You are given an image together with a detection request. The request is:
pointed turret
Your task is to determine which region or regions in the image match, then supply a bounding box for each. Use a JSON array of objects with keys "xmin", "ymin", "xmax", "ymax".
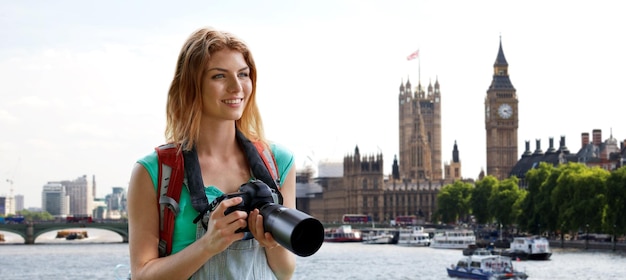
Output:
[
  {"xmin": 489, "ymin": 37, "xmax": 515, "ymax": 90},
  {"xmin": 392, "ymin": 155, "xmax": 400, "ymax": 180},
  {"xmin": 452, "ymin": 140, "xmax": 460, "ymax": 163},
  {"xmin": 405, "ymin": 78, "xmax": 412, "ymax": 93},
  {"xmin": 494, "ymin": 36, "xmax": 509, "ymax": 67}
]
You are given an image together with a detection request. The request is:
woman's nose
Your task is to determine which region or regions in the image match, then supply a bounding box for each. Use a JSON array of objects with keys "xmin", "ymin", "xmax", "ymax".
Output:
[{"xmin": 227, "ymin": 77, "xmax": 242, "ymax": 93}]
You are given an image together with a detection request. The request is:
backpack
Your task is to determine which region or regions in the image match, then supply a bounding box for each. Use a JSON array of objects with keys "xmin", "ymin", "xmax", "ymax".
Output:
[{"xmin": 155, "ymin": 130, "xmax": 280, "ymax": 257}]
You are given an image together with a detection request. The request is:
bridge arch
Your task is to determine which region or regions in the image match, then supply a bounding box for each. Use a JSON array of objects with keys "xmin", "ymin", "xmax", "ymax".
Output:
[
  {"xmin": 33, "ymin": 226, "xmax": 128, "ymax": 243},
  {"xmin": 0, "ymin": 228, "xmax": 26, "ymax": 240},
  {"xmin": 0, "ymin": 222, "xmax": 128, "ymax": 244}
]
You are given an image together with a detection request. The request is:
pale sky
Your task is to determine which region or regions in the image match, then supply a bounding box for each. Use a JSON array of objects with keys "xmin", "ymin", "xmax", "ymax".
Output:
[{"xmin": 1, "ymin": 0, "xmax": 624, "ymax": 208}]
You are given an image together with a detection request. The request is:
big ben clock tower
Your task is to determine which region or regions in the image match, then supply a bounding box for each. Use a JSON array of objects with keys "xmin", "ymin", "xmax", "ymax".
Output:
[{"xmin": 485, "ymin": 37, "xmax": 518, "ymax": 180}]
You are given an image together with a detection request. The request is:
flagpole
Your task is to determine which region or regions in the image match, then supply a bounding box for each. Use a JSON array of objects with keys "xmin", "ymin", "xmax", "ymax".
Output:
[{"xmin": 418, "ymin": 52, "xmax": 421, "ymax": 87}]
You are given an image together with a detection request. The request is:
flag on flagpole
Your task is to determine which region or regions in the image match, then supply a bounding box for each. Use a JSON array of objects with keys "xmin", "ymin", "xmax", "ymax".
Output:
[{"xmin": 406, "ymin": 49, "xmax": 419, "ymax": 61}]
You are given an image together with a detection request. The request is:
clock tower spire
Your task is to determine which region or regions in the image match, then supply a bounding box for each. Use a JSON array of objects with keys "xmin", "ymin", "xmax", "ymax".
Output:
[{"xmin": 485, "ymin": 37, "xmax": 518, "ymax": 180}]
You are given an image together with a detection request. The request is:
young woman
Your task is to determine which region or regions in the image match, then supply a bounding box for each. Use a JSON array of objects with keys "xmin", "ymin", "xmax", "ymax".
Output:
[{"xmin": 127, "ymin": 27, "xmax": 296, "ymax": 280}]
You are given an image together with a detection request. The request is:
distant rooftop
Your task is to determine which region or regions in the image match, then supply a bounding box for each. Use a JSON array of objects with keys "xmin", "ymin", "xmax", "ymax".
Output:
[{"xmin": 318, "ymin": 160, "xmax": 343, "ymax": 178}]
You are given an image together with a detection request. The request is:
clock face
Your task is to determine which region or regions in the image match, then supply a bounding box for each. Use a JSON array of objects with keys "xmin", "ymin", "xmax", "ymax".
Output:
[{"xmin": 498, "ymin": 103, "xmax": 513, "ymax": 119}]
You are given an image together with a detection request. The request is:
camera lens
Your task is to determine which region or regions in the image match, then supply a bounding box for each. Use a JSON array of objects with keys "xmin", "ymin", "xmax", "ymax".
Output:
[{"xmin": 260, "ymin": 204, "xmax": 324, "ymax": 257}]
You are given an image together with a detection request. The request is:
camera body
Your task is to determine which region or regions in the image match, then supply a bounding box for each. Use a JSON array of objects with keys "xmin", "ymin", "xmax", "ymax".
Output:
[
  {"xmin": 223, "ymin": 179, "xmax": 281, "ymax": 232},
  {"xmin": 220, "ymin": 179, "xmax": 324, "ymax": 257}
]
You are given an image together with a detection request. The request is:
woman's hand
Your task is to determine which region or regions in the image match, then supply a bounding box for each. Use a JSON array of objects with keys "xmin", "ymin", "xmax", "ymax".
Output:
[
  {"xmin": 248, "ymin": 208, "xmax": 280, "ymax": 249},
  {"xmin": 200, "ymin": 197, "xmax": 249, "ymax": 252}
]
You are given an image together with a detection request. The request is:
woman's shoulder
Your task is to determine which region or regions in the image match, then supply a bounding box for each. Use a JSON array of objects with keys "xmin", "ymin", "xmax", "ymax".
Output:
[
  {"xmin": 136, "ymin": 150, "xmax": 159, "ymax": 189},
  {"xmin": 137, "ymin": 150, "xmax": 158, "ymax": 166},
  {"xmin": 269, "ymin": 142, "xmax": 295, "ymax": 183},
  {"xmin": 269, "ymin": 142, "xmax": 293, "ymax": 161}
]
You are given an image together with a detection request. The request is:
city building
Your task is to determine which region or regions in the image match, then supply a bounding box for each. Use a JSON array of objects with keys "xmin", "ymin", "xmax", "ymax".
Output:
[
  {"xmin": 576, "ymin": 129, "xmax": 624, "ymax": 170},
  {"xmin": 302, "ymin": 74, "xmax": 468, "ymax": 223},
  {"xmin": 298, "ymin": 39, "xmax": 517, "ymax": 224},
  {"xmin": 42, "ymin": 183, "xmax": 70, "ymax": 217},
  {"xmin": 0, "ymin": 196, "xmax": 14, "ymax": 215},
  {"xmin": 38, "ymin": 174, "xmax": 129, "ymax": 219},
  {"xmin": 1, "ymin": 179, "xmax": 16, "ymax": 215},
  {"xmin": 14, "ymin": 194, "xmax": 24, "ymax": 212},
  {"xmin": 398, "ymin": 78, "xmax": 442, "ymax": 181},
  {"xmin": 93, "ymin": 198, "xmax": 107, "ymax": 220},
  {"xmin": 511, "ymin": 129, "xmax": 626, "ymax": 187},
  {"xmin": 485, "ymin": 37, "xmax": 519, "ymax": 180},
  {"xmin": 444, "ymin": 141, "xmax": 462, "ymax": 180},
  {"xmin": 46, "ymin": 175, "xmax": 94, "ymax": 216},
  {"xmin": 104, "ymin": 186, "xmax": 127, "ymax": 219}
]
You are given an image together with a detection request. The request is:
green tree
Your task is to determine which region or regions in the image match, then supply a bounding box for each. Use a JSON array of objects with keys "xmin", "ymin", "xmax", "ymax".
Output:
[
  {"xmin": 488, "ymin": 176, "xmax": 524, "ymax": 227},
  {"xmin": 578, "ymin": 167, "xmax": 609, "ymax": 233},
  {"xmin": 16, "ymin": 209, "xmax": 54, "ymax": 222},
  {"xmin": 435, "ymin": 180, "xmax": 473, "ymax": 224},
  {"xmin": 519, "ymin": 162, "xmax": 557, "ymax": 234},
  {"xmin": 551, "ymin": 163, "xmax": 580, "ymax": 234},
  {"xmin": 604, "ymin": 166, "xmax": 626, "ymax": 236},
  {"xmin": 471, "ymin": 175, "xmax": 497, "ymax": 224},
  {"xmin": 552, "ymin": 163, "xmax": 609, "ymax": 234},
  {"xmin": 537, "ymin": 163, "xmax": 562, "ymax": 234}
]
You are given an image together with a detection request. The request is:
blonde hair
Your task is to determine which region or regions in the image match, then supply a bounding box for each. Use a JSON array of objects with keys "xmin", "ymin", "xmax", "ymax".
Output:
[{"xmin": 165, "ymin": 27, "xmax": 266, "ymax": 150}]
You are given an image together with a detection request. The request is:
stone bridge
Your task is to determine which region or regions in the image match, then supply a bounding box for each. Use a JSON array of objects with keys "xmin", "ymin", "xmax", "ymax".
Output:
[{"xmin": 0, "ymin": 222, "xmax": 128, "ymax": 244}]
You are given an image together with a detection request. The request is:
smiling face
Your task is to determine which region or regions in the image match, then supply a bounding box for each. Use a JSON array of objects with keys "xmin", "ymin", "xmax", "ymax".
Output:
[{"xmin": 201, "ymin": 49, "xmax": 253, "ymax": 122}]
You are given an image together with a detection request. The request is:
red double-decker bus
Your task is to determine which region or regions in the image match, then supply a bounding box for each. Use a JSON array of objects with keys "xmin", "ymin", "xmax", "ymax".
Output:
[
  {"xmin": 342, "ymin": 214, "xmax": 371, "ymax": 224},
  {"xmin": 66, "ymin": 215, "xmax": 93, "ymax": 223},
  {"xmin": 394, "ymin": 215, "xmax": 417, "ymax": 226}
]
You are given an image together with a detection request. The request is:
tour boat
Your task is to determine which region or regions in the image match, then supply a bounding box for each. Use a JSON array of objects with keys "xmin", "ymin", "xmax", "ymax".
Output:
[
  {"xmin": 324, "ymin": 225, "xmax": 362, "ymax": 242},
  {"xmin": 497, "ymin": 236, "xmax": 552, "ymax": 260},
  {"xmin": 446, "ymin": 254, "xmax": 529, "ymax": 279},
  {"xmin": 56, "ymin": 230, "xmax": 88, "ymax": 240},
  {"xmin": 361, "ymin": 228, "xmax": 398, "ymax": 244},
  {"xmin": 396, "ymin": 226, "xmax": 431, "ymax": 247},
  {"xmin": 65, "ymin": 232, "xmax": 86, "ymax": 240},
  {"xmin": 430, "ymin": 229, "xmax": 476, "ymax": 249}
]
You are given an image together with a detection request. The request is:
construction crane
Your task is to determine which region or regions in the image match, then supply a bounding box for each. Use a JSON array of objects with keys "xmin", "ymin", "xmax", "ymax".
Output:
[
  {"xmin": 6, "ymin": 179, "xmax": 14, "ymax": 197},
  {"xmin": 5, "ymin": 179, "xmax": 15, "ymax": 215}
]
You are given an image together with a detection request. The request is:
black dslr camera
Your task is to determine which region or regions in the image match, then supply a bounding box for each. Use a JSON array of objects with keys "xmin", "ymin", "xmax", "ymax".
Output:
[
  {"xmin": 221, "ymin": 180, "xmax": 324, "ymax": 257},
  {"xmin": 223, "ymin": 179, "xmax": 282, "ymax": 231}
]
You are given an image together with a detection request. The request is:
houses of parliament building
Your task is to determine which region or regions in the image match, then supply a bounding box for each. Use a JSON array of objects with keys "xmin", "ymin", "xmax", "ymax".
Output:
[{"xmin": 297, "ymin": 39, "xmax": 518, "ymax": 224}]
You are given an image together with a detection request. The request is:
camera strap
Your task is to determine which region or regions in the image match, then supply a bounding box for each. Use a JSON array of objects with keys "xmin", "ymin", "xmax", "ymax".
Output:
[
  {"xmin": 192, "ymin": 194, "xmax": 227, "ymax": 225},
  {"xmin": 235, "ymin": 129, "xmax": 283, "ymax": 204},
  {"xmin": 184, "ymin": 129, "xmax": 283, "ymax": 227},
  {"xmin": 182, "ymin": 146, "xmax": 213, "ymax": 224}
]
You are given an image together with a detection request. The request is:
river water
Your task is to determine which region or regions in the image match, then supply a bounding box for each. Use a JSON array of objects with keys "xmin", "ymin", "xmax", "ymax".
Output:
[{"xmin": 1, "ymin": 229, "xmax": 625, "ymax": 279}]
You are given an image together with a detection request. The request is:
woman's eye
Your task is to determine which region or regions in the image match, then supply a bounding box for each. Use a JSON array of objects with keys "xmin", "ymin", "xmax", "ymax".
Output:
[
  {"xmin": 211, "ymin": 74, "xmax": 225, "ymax": 79},
  {"xmin": 238, "ymin": 72, "xmax": 249, "ymax": 78}
]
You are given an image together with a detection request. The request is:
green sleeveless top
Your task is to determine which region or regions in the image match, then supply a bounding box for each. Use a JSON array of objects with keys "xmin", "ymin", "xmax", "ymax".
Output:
[{"xmin": 137, "ymin": 142, "xmax": 294, "ymax": 254}]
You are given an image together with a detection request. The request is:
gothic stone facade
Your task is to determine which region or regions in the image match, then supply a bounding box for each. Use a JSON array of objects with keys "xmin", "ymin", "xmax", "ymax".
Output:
[{"xmin": 306, "ymin": 76, "xmax": 463, "ymax": 224}]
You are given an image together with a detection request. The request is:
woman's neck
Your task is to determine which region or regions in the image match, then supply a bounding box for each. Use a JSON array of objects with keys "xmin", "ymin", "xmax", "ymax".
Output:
[{"xmin": 195, "ymin": 121, "xmax": 238, "ymax": 158}]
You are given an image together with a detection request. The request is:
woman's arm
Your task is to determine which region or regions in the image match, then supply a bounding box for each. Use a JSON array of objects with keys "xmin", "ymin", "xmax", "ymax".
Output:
[{"xmin": 128, "ymin": 162, "xmax": 248, "ymax": 280}]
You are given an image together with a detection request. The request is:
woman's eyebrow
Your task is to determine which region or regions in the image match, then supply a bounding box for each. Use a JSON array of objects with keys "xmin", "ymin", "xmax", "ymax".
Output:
[{"xmin": 207, "ymin": 66, "xmax": 249, "ymax": 72}]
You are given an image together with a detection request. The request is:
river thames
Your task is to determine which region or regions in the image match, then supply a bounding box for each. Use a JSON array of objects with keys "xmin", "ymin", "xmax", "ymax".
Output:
[{"xmin": 1, "ymin": 229, "xmax": 625, "ymax": 279}]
